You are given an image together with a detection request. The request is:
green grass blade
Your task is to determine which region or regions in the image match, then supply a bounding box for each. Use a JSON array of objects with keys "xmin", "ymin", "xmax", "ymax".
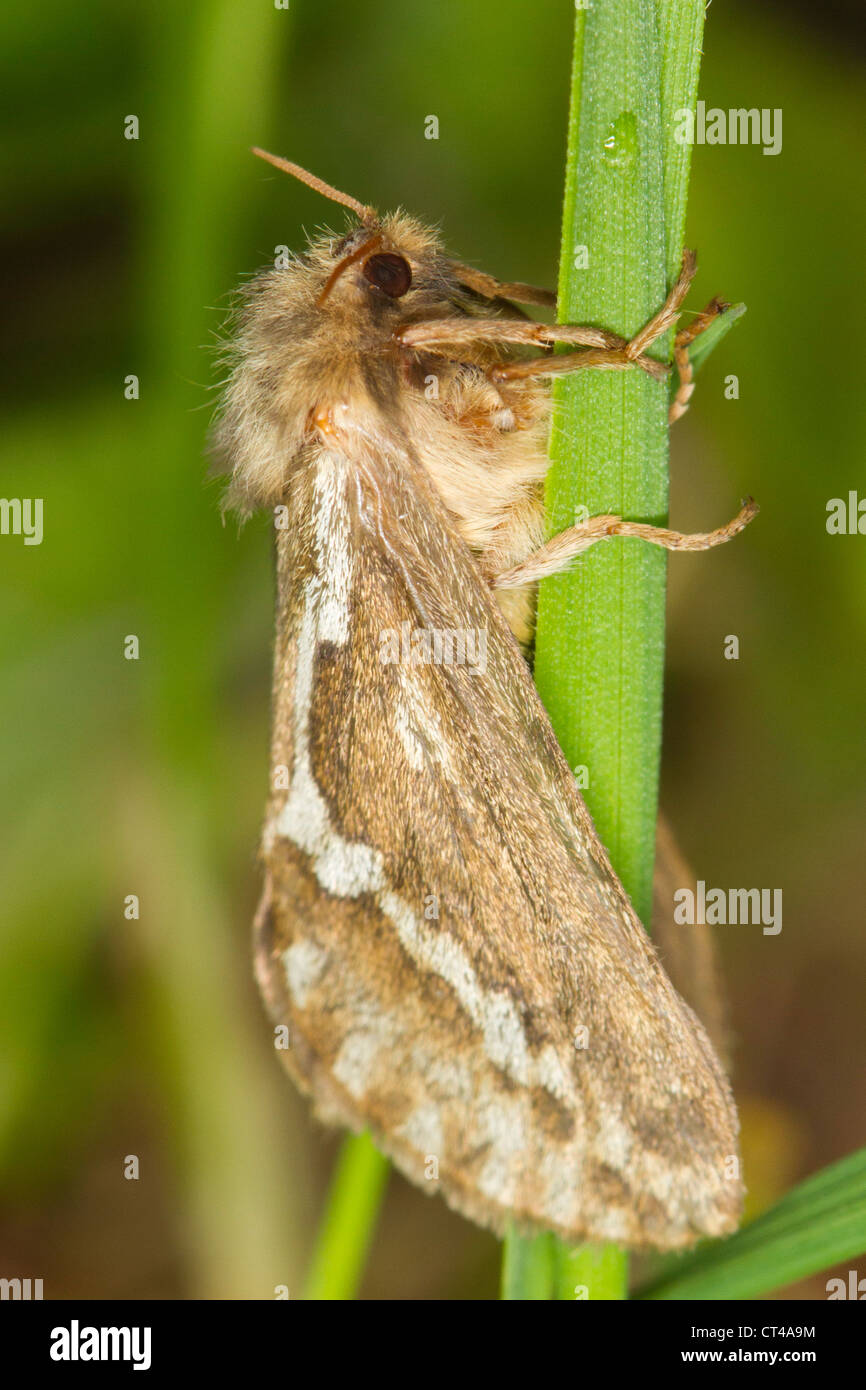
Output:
[
  {"xmin": 303, "ymin": 1133, "xmax": 390, "ymax": 1300},
  {"xmin": 554, "ymin": 1242, "xmax": 630, "ymax": 1302},
  {"xmin": 657, "ymin": 0, "xmax": 706, "ymax": 278},
  {"xmin": 639, "ymin": 1147, "xmax": 866, "ymax": 1300},
  {"xmin": 504, "ymin": 0, "xmax": 707, "ymax": 1300},
  {"xmin": 536, "ymin": 0, "xmax": 669, "ymax": 928},
  {"xmin": 501, "ymin": 1230, "xmax": 557, "ymax": 1301}
]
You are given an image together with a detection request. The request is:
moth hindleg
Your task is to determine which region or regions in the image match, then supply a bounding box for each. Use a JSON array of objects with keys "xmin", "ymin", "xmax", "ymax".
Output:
[{"xmin": 492, "ymin": 498, "xmax": 759, "ymax": 589}]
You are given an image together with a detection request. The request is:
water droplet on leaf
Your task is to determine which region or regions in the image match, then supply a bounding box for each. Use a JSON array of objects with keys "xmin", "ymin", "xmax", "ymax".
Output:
[{"xmin": 602, "ymin": 112, "xmax": 637, "ymax": 169}]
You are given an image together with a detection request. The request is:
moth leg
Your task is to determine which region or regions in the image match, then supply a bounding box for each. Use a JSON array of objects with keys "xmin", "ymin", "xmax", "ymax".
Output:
[
  {"xmin": 448, "ymin": 261, "xmax": 556, "ymax": 308},
  {"xmin": 399, "ymin": 252, "xmax": 698, "ymax": 385},
  {"xmin": 397, "ymin": 318, "xmax": 666, "ymax": 381},
  {"xmin": 623, "ymin": 249, "xmax": 696, "ymax": 357},
  {"xmin": 490, "ymin": 345, "xmax": 667, "ymax": 383},
  {"xmin": 398, "ymin": 316, "xmax": 625, "ymax": 353},
  {"xmin": 669, "ymin": 296, "xmax": 728, "ymax": 424},
  {"xmin": 492, "ymin": 250, "xmax": 697, "ymax": 385},
  {"xmin": 492, "ymin": 498, "xmax": 758, "ymax": 589}
]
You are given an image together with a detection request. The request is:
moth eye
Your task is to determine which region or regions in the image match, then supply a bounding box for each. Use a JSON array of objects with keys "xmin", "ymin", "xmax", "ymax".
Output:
[{"xmin": 362, "ymin": 252, "xmax": 412, "ymax": 299}]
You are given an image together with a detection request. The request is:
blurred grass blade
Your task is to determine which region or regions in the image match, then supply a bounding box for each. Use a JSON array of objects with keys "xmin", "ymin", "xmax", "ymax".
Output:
[
  {"xmin": 303, "ymin": 1133, "xmax": 390, "ymax": 1300},
  {"xmin": 639, "ymin": 1147, "xmax": 866, "ymax": 1300},
  {"xmin": 554, "ymin": 1241, "xmax": 630, "ymax": 1302},
  {"xmin": 128, "ymin": 1, "xmax": 299, "ymax": 1298},
  {"xmin": 501, "ymin": 1230, "xmax": 557, "ymax": 1301}
]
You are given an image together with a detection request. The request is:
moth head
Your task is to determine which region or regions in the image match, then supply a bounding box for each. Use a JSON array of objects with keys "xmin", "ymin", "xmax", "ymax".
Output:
[
  {"xmin": 316, "ymin": 227, "xmax": 414, "ymax": 310},
  {"xmin": 251, "ymin": 147, "xmax": 461, "ymax": 322},
  {"xmin": 214, "ymin": 151, "xmax": 492, "ymax": 515}
]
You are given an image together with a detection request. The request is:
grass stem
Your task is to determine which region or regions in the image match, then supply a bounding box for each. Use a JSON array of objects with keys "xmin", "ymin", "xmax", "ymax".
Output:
[
  {"xmin": 303, "ymin": 1133, "xmax": 390, "ymax": 1300},
  {"xmin": 503, "ymin": 0, "xmax": 706, "ymax": 1301}
]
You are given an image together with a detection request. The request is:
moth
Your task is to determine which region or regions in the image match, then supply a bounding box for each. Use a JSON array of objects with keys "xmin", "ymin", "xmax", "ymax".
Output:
[{"xmin": 213, "ymin": 148, "xmax": 757, "ymax": 1249}]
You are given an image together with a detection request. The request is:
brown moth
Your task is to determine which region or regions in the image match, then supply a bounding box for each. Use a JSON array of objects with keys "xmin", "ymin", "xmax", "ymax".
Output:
[{"xmin": 213, "ymin": 149, "xmax": 756, "ymax": 1249}]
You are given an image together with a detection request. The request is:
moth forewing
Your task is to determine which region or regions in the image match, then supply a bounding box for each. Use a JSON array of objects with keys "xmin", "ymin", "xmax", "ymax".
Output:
[
  {"xmin": 249, "ymin": 432, "xmax": 739, "ymax": 1248},
  {"xmin": 216, "ymin": 154, "xmax": 746, "ymax": 1249}
]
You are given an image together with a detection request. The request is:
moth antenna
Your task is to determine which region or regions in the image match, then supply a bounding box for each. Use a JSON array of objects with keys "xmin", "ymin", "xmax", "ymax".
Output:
[{"xmin": 251, "ymin": 147, "xmax": 377, "ymax": 223}]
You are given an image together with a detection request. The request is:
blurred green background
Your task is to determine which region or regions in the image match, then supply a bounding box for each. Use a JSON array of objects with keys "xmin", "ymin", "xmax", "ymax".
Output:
[{"xmin": 2, "ymin": 0, "xmax": 864, "ymax": 1298}]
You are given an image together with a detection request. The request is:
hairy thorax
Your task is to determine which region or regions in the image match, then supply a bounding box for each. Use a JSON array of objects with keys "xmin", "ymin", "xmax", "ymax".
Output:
[{"xmin": 213, "ymin": 216, "xmax": 555, "ymax": 648}]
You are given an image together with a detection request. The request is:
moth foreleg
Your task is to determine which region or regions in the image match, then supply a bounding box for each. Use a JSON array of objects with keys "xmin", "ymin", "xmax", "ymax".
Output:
[
  {"xmin": 492, "ymin": 249, "xmax": 697, "ymax": 386},
  {"xmin": 398, "ymin": 318, "xmax": 668, "ymax": 383},
  {"xmin": 398, "ymin": 316, "xmax": 623, "ymax": 352},
  {"xmin": 624, "ymin": 249, "xmax": 697, "ymax": 357},
  {"xmin": 492, "ymin": 498, "xmax": 758, "ymax": 588}
]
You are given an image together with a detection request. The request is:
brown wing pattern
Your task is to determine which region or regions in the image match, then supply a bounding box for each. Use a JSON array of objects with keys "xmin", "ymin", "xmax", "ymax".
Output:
[{"xmin": 255, "ymin": 437, "xmax": 740, "ymax": 1248}]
